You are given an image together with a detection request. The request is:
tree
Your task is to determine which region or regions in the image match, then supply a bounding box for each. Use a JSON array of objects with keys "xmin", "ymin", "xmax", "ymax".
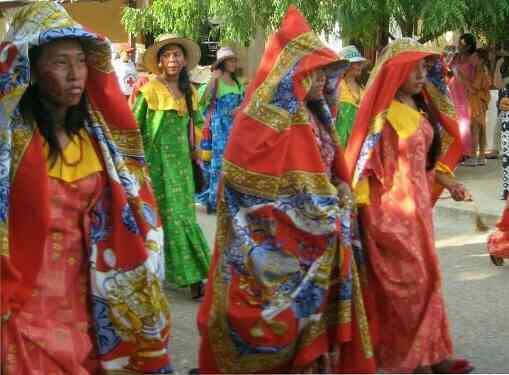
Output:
[{"xmin": 121, "ymin": 0, "xmax": 509, "ymax": 50}]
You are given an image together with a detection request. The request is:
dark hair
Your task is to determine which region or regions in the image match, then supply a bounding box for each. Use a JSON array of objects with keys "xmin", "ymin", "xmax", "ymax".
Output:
[
  {"xmin": 20, "ymin": 40, "xmax": 90, "ymax": 165},
  {"xmin": 216, "ymin": 60, "xmax": 241, "ymax": 91},
  {"xmin": 157, "ymin": 43, "xmax": 195, "ymax": 117},
  {"xmin": 306, "ymin": 99, "xmax": 332, "ymax": 127},
  {"xmin": 413, "ymin": 93, "xmax": 442, "ymax": 170},
  {"xmin": 460, "ymin": 33, "xmax": 476, "ymax": 55}
]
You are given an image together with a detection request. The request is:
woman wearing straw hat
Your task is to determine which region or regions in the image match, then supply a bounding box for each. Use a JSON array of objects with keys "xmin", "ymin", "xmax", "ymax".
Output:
[
  {"xmin": 335, "ymin": 45, "xmax": 368, "ymax": 149},
  {"xmin": 133, "ymin": 34, "xmax": 210, "ymax": 299},
  {"xmin": 197, "ymin": 47, "xmax": 245, "ymax": 214}
]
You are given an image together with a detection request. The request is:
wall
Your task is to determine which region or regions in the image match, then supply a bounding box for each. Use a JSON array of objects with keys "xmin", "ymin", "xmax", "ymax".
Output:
[{"xmin": 64, "ymin": 0, "xmax": 128, "ymax": 43}]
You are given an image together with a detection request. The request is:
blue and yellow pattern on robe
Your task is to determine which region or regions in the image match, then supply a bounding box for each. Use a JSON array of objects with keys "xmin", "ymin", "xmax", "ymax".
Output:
[{"xmin": 197, "ymin": 79, "xmax": 245, "ymax": 209}]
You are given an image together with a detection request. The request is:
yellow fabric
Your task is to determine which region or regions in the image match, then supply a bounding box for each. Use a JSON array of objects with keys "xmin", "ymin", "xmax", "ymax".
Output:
[
  {"xmin": 339, "ymin": 80, "xmax": 362, "ymax": 107},
  {"xmin": 140, "ymin": 78, "xmax": 199, "ymax": 114},
  {"xmin": 354, "ymin": 177, "xmax": 370, "ymax": 205},
  {"xmin": 435, "ymin": 161, "xmax": 454, "ymax": 177},
  {"xmin": 44, "ymin": 129, "xmax": 103, "ymax": 183},
  {"xmin": 386, "ymin": 100, "xmax": 423, "ymax": 139}
]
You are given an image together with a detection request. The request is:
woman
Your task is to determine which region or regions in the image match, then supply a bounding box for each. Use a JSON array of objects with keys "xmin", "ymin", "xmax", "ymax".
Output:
[
  {"xmin": 468, "ymin": 49, "xmax": 491, "ymax": 166},
  {"xmin": 345, "ymin": 38, "xmax": 472, "ymax": 374},
  {"xmin": 335, "ymin": 45, "xmax": 367, "ymax": 149},
  {"xmin": 197, "ymin": 47, "xmax": 245, "ymax": 214},
  {"xmin": 494, "ymin": 54, "xmax": 509, "ymax": 199},
  {"xmin": 197, "ymin": 7, "xmax": 376, "ymax": 374},
  {"xmin": 449, "ymin": 33, "xmax": 476, "ymax": 161},
  {"xmin": 133, "ymin": 34, "xmax": 210, "ymax": 299},
  {"xmin": 1, "ymin": 3, "xmax": 172, "ymax": 374}
]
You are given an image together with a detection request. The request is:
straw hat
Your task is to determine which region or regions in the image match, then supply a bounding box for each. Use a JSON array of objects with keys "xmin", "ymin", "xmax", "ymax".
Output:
[
  {"xmin": 143, "ymin": 33, "xmax": 201, "ymax": 75},
  {"xmin": 340, "ymin": 45, "xmax": 367, "ymax": 63},
  {"xmin": 212, "ymin": 47, "xmax": 237, "ymax": 69}
]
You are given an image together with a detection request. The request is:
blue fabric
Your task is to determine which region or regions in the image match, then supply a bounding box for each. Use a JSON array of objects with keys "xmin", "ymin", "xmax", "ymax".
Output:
[{"xmin": 197, "ymin": 91, "xmax": 244, "ymax": 209}]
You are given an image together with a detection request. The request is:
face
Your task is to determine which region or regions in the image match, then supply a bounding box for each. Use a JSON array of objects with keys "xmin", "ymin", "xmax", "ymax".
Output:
[
  {"xmin": 346, "ymin": 61, "xmax": 364, "ymax": 78},
  {"xmin": 120, "ymin": 49, "xmax": 134, "ymax": 62},
  {"xmin": 159, "ymin": 44, "xmax": 187, "ymax": 77},
  {"xmin": 306, "ymin": 68, "xmax": 327, "ymax": 100},
  {"xmin": 224, "ymin": 57, "xmax": 238, "ymax": 73},
  {"xmin": 33, "ymin": 38, "xmax": 88, "ymax": 109},
  {"xmin": 458, "ymin": 37, "xmax": 472, "ymax": 55},
  {"xmin": 470, "ymin": 52, "xmax": 481, "ymax": 66},
  {"xmin": 399, "ymin": 59, "xmax": 426, "ymax": 96}
]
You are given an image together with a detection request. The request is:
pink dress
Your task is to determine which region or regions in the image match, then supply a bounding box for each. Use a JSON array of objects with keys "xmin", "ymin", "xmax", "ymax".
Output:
[
  {"xmin": 2, "ymin": 173, "xmax": 104, "ymax": 374},
  {"xmin": 360, "ymin": 112, "xmax": 453, "ymax": 373},
  {"xmin": 448, "ymin": 57, "xmax": 474, "ymax": 156}
]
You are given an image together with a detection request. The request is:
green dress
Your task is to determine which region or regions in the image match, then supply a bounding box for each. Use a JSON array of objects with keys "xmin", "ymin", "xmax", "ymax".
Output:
[
  {"xmin": 133, "ymin": 78, "xmax": 210, "ymax": 287},
  {"xmin": 335, "ymin": 80, "xmax": 362, "ymax": 149}
]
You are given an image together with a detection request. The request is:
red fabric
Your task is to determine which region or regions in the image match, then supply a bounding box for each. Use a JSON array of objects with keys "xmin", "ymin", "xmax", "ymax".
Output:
[
  {"xmin": 487, "ymin": 206, "xmax": 509, "ymax": 258},
  {"xmin": 345, "ymin": 51, "xmax": 433, "ymax": 182},
  {"xmin": 3, "ymin": 173, "xmax": 104, "ymax": 374},
  {"xmin": 361, "ymin": 117, "xmax": 453, "ymax": 372},
  {"xmin": 198, "ymin": 6, "xmax": 375, "ymax": 374}
]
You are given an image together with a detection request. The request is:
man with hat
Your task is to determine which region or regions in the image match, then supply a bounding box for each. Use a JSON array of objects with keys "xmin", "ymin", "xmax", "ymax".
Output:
[
  {"xmin": 113, "ymin": 42, "xmax": 139, "ymax": 98},
  {"xmin": 132, "ymin": 34, "xmax": 210, "ymax": 299},
  {"xmin": 336, "ymin": 45, "xmax": 368, "ymax": 149}
]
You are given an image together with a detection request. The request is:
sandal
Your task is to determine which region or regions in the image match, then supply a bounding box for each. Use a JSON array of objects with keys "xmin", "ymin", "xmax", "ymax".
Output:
[{"xmin": 432, "ymin": 359, "xmax": 474, "ymax": 374}]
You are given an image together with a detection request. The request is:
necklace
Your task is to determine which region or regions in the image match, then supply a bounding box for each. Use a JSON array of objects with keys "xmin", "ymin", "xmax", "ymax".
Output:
[{"xmin": 60, "ymin": 136, "xmax": 84, "ymax": 167}]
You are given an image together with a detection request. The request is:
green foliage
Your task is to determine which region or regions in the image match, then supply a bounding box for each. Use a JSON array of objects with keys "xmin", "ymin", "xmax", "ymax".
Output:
[
  {"xmin": 121, "ymin": 0, "xmax": 210, "ymax": 40},
  {"xmin": 121, "ymin": 0, "xmax": 509, "ymax": 48}
]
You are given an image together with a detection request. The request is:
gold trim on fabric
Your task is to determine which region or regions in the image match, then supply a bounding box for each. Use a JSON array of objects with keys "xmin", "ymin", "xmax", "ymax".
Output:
[
  {"xmin": 0, "ymin": 224, "xmax": 8, "ymax": 257},
  {"xmin": 110, "ymin": 128, "xmax": 145, "ymax": 158},
  {"xmin": 11, "ymin": 123, "xmax": 34, "ymax": 180},
  {"xmin": 366, "ymin": 39, "xmax": 439, "ymax": 89},
  {"xmin": 351, "ymin": 259, "xmax": 374, "ymax": 358},
  {"xmin": 425, "ymin": 83, "xmax": 457, "ymax": 120},
  {"xmin": 223, "ymin": 160, "xmax": 337, "ymax": 200},
  {"xmin": 243, "ymin": 32, "xmax": 328, "ymax": 132}
]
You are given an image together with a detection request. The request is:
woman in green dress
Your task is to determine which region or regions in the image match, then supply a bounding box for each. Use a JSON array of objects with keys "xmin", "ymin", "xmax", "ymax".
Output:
[
  {"xmin": 133, "ymin": 34, "xmax": 210, "ymax": 299},
  {"xmin": 335, "ymin": 45, "xmax": 368, "ymax": 149}
]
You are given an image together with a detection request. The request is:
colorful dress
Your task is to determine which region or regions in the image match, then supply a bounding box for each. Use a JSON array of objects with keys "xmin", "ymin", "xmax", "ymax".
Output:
[
  {"xmin": 448, "ymin": 55, "xmax": 474, "ymax": 156},
  {"xmin": 3, "ymin": 131, "xmax": 105, "ymax": 374},
  {"xmin": 198, "ymin": 79, "xmax": 245, "ymax": 210},
  {"xmin": 197, "ymin": 7, "xmax": 375, "ymax": 374},
  {"xmin": 498, "ymin": 61, "xmax": 509, "ymax": 196},
  {"xmin": 1, "ymin": 3, "xmax": 172, "ymax": 373},
  {"xmin": 336, "ymin": 79, "xmax": 362, "ymax": 149},
  {"xmin": 345, "ymin": 39, "xmax": 463, "ymax": 373},
  {"xmin": 133, "ymin": 79, "xmax": 210, "ymax": 287}
]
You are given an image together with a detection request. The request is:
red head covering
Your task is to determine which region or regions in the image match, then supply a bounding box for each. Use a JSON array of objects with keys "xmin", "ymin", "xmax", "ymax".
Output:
[{"xmin": 345, "ymin": 38, "xmax": 462, "ymax": 203}]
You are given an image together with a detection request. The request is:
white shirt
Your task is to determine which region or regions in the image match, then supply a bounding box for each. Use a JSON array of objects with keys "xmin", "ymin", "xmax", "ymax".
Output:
[{"xmin": 112, "ymin": 59, "xmax": 139, "ymax": 96}]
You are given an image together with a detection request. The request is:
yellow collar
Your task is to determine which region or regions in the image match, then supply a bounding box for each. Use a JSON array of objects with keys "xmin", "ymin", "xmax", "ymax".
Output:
[
  {"xmin": 140, "ymin": 78, "xmax": 199, "ymax": 114},
  {"xmin": 339, "ymin": 80, "xmax": 362, "ymax": 106},
  {"xmin": 44, "ymin": 128, "xmax": 103, "ymax": 183},
  {"xmin": 386, "ymin": 100, "xmax": 423, "ymax": 139}
]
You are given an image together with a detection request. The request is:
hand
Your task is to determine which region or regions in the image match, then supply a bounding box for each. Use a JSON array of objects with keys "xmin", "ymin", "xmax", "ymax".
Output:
[
  {"xmin": 448, "ymin": 182, "xmax": 471, "ymax": 202},
  {"xmin": 500, "ymin": 97, "xmax": 509, "ymax": 112}
]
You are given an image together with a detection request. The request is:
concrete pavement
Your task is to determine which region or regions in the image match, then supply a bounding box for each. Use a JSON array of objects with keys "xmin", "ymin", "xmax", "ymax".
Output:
[{"xmin": 436, "ymin": 158, "xmax": 505, "ymax": 226}]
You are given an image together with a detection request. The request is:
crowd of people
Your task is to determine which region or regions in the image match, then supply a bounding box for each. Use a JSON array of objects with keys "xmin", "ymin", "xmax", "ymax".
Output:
[{"xmin": 1, "ymin": 2, "xmax": 509, "ymax": 374}]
